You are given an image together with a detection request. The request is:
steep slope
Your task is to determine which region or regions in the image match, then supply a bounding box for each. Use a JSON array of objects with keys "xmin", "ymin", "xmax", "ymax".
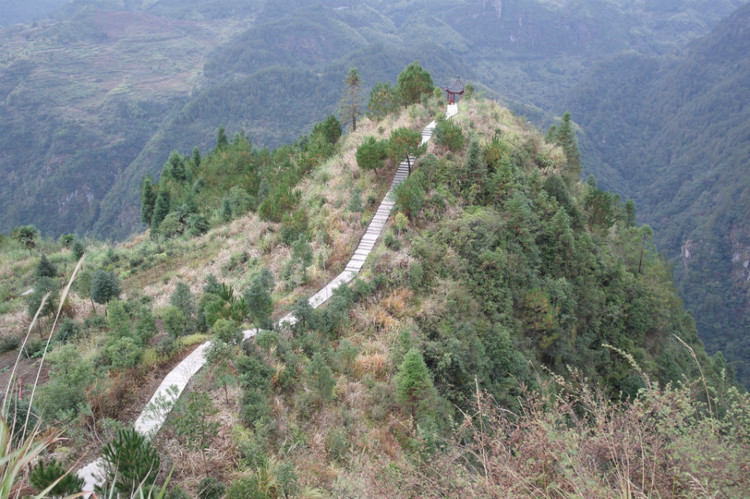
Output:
[
  {"xmin": 1, "ymin": 95, "xmax": 743, "ymax": 497},
  {"xmin": 566, "ymin": 3, "xmax": 750, "ymax": 383},
  {"xmin": 0, "ymin": 0, "xmax": 746, "ymax": 241}
]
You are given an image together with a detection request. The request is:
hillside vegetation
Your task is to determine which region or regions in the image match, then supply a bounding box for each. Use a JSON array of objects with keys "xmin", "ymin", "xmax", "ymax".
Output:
[
  {"xmin": 0, "ymin": 0, "xmax": 745, "ymax": 240},
  {"xmin": 1, "ymin": 89, "xmax": 746, "ymax": 497},
  {"xmin": 566, "ymin": 3, "xmax": 750, "ymax": 385}
]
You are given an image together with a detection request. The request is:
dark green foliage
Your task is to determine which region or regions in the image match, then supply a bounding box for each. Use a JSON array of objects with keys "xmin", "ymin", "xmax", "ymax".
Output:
[
  {"xmin": 193, "ymin": 147, "xmax": 201, "ymax": 168},
  {"xmin": 393, "ymin": 170, "xmax": 426, "ymax": 219},
  {"xmin": 212, "ymin": 318, "xmax": 242, "ymax": 345},
  {"xmin": 141, "ymin": 174, "xmax": 157, "ymax": 225},
  {"xmin": 340, "ymin": 67, "xmax": 364, "ymax": 131},
  {"xmin": 433, "ymin": 116, "xmax": 464, "ymax": 152},
  {"xmin": 151, "ymin": 186, "xmax": 171, "ymax": 230},
  {"xmin": 244, "ymin": 271, "xmax": 274, "ymax": 329},
  {"xmin": 38, "ymin": 344, "xmax": 95, "ymax": 419},
  {"xmin": 72, "ymin": 239, "xmax": 85, "ymax": 261},
  {"xmin": 171, "ymin": 281, "xmax": 197, "ymax": 333},
  {"xmin": 27, "ymin": 276, "xmax": 59, "ymax": 320},
  {"xmin": 356, "ymin": 136, "xmax": 388, "ymax": 175},
  {"xmin": 59, "ymin": 233, "xmax": 75, "ymax": 248},
  {"xmin": 30, "ymin": 458, "xmax": 85, "ymax": 496},
  {"xmin": 548, "ymin": 112, "xmax": 581, "ymax": 175},
  {"xmin": 312, "ymin": 114, "xmax": 342, "ymax": 145},
  {"xmin": 11, "ymin": 225, "xmax": 39, "ymax": 252},
  {"xmin": 215, "ymin": 125, "xmax": 229, "ymax": 151},
  {"xmin": 35, "ymin": 255, "xmax": 57, "ymax": 279},
  {"xmin": 161, "ymin": 306, "xmax": 187, "ymax": 338},
  {"xmin": 203, "ymin": 282, "xmax": 248, "ymax": 326},
  {"xmin": 388, "ymin": 127, "xmax": 426, "ymax": 172},
  {"xmin": 368, "ymin": 81, "xmax": 399, "ymax": 120},
  {"xmin": 90, "ymin": 270, "xmax": 120, "ymax": 306},
  {"xmin": 173, "ymin": 392, "xmax": 219, "ymax": 472},
  {"xmin": 101, "ymin": 428, "xmax": 160, "ymax": 496},
  {"xmin": 397, "ymin": 61, "xmax": 434, "ymax": 106},
  {"xmin": 0, "ymin": 336, "xmax": 21, "ymax": 354},
  {"xmin": 198, "ymin": 477, "xmax": 226, "ymax": 499},
  {"xmin": 168, "ymin": 487, "xmax": 191, "ymax": 499},
  {"xmin": 107, "ymin": 299, "xmax": 131, "ymax": 338},
  {"xmin": 281, "ymin": 208, "xmax": 308, "ymax": 246},
  {"xmin": 395, "ymin": 348, "xmax": 438, "ymax": 424},
  {"xmin": 307, "ymin": 352, "xmax": 335, "ymax": 403},
  {"xmin": 348, "ymin": 188, "xmax": 363, "ymax": 212}
]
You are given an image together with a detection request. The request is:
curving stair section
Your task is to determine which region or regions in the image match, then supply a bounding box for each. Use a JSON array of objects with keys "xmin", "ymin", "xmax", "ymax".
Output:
[{"xmin": 77, "ymin": 109, "xmax": 450, "ymax": 494}]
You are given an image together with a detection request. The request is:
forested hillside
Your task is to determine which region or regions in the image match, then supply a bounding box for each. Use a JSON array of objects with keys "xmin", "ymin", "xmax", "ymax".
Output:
[
  {"xmin": 0, "ymin": 0, "xmax": 745, "ymax": 240},
  {"xmin": 566, "ymin": 3, "xmax": 750, "ymax": 384},
  {"xmin": 1, "ymin": 90, "xmax": 746, "ymax": 497}
]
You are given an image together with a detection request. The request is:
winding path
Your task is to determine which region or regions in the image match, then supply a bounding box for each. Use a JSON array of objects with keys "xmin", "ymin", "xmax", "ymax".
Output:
[{"xmin": 77, "ymin": 105, "xmax": 456, "ymax": 493}]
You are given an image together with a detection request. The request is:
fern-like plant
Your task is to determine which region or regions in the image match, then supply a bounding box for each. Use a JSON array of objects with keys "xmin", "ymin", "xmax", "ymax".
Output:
[
  {"xmin": 100, "ymin": 428, "xmax": 160, "ymax": 496},
  {"xmin": 30, "ymin": 458, "xmax": 84, "ymax": 496}
]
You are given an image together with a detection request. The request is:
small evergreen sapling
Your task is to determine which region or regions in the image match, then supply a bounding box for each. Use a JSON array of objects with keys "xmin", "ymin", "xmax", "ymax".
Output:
[
  {"xmin": 30, "ymin": 458, "xmax": 84, "ymax": 496},
  {"xmin": 101, "ymin": 428, "xmax": 161, "ymax": 496}
]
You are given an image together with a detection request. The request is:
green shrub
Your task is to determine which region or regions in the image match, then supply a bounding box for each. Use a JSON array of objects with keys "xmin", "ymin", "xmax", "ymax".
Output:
[
  {"xmin": 106, "ymin": 336, "xmax": 142, "ymax": 369},
  {"xmin": 409, "ymin": 261, "xmax": 424, "ymax": 290},
  {"xmin": 37, "ymin": 344, "xmax": 95, "ymax": 419},
  {"xmin": 0, "ymin": 335, "xmax": 21, "ymax": 354},
  {"xmin": 393, "ymin": 171, "xmax": 426, "ymax": 219},
  {"xmin": 35, "ymin": 254, "xmax": 57, "ymax": 278},
  {"xmin": 91, "ymin": 270, "xmax": 121, "ymax": 306},
  {"xmin": 434, "ymin": 116, "xmax": 465, "ymax": 152},
  {"xmin": 55, "ymin": 318, "xmax": 79, "ymax": 344},
  {"xmin": 384, "ymin": 232, "xmax": 401, "ymax": 251},
  {"xmin": 212, "ymin": 318, "xmax": 242, "ymax": 345},
  {"xmin": 255, "ymin": 330, "xmax": 278, "ymax": 351},
  {"xmin": 198, "ymin": 477, "xmax": 226, "ymax": 499},
  {"xmin": 280, "ymin": 208, "xmax": 308, "ymax": 245},
  {"xmin": 160, "ymin": 306, "xmax": 187, "ymax": 338}
]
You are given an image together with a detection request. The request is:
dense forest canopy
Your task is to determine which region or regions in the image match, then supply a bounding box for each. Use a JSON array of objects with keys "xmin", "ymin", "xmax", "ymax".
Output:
[{"xmin": 565, "ymin": 3, "xmax": 750, "ymax": 384}]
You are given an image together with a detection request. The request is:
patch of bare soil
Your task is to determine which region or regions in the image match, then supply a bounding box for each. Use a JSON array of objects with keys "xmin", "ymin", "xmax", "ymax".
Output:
[{"xmin": 0, "ymin": 349, "xmax": 49, "ymax": 399}]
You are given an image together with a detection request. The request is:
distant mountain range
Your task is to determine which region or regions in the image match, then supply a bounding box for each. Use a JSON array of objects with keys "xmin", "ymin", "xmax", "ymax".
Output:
[
  {"xmin": 1, "ymin": 0, "xmax": 749, "ymax": 380},
  {"xmin": 565, "ymin": 2, "xmax": 750, "ymax": 383}
]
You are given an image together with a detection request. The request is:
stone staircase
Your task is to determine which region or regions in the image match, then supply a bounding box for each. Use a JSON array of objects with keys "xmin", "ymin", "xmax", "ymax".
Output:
[{"xmin": 77, "ymin": 112, "xmax": 445, "ymax": 494}]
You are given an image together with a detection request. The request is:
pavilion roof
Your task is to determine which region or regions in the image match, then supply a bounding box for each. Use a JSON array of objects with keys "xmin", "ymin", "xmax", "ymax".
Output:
[{"xmin": 446, "ymin": 76, "xmax": 465, "ymax": 94}]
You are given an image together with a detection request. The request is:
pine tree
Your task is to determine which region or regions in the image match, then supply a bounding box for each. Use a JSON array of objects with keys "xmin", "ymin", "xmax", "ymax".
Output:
[
  {"xmin": 90, "ymin": 270, "xmax": 121, "ymax": 308},
  {"xmin": 555, "ymin": 112, "xmax": 581, "ymax": 174},
  {"xmin": 307, "ymin": 352, "xmax": 335, "ymax": 403},
  {"xmin": 216, "ymin": 125, "xmax": 229, "ymax": 151},
  {"xmin": 397, "ymin": 61, "xmax": 434, "ymax": 106},
  {"xmin": 356, "ymin": 136, "xmax": 387, "ymax": 175},
  {"xmin": 11, "ymin": 225, "xmax": 39, "ymax": 253},
  {"xmin": 140, "ymin": 175, "xmax": 157, "ymax": 225},
  {"xmin": 193, "ymin": 146, "xmax": 201, "ymax": 168},
  {"xmin": 34, "ymin": 254, "xmax": 57, "ymax": 278},
  {"xmin": 30, "ymin": 458, "xmax": 85, "ymax": 496},
  {"xmin": 244, "ymin": 275, "xmax": 273, "ymax": 330},
  {"xmin": 388, "ymin": 127, "xmax": 426, "ymax": 174},
  {"xmin": 101, "ymin": 428, "xmax": 160, "ymax": 496},
  {"xmin": 339, "ymin": 67, "xmax": 364, "ymax": 131},
  {"xmin": 171, "ymin": 281, "xmax": 197, "ymax": 333},
  {"xmin": 394, "ymin": 348, "xmax": 437, "ymax": 425},
  {"xmin": 367, "ymin": 81, "xmax": 399, "ymax": 120},
  {"xmin": 151, "ymin": 185, "xmax": 171, "ymax": 230},
  {"xmin": 72, "ymin": 239, "xmax": 85, "ymax": 261}
]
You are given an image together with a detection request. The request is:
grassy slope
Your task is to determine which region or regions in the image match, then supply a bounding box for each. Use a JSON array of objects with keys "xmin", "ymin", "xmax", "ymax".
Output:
[{"xmin": 1, "ymin": 96, "xmax": 744, "ymax": 496}]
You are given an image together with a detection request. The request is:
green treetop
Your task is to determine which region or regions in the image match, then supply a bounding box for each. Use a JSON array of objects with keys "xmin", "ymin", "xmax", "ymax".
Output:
[{"xmin": 397, "ymin": 61, "xmax": 434, "ymax": 106}]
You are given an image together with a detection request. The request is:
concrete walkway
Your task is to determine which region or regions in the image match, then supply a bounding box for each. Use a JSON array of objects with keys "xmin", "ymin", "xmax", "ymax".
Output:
[{"xmin": 77, "ymin": 110, "xmax": 450, "ymax": 493}]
